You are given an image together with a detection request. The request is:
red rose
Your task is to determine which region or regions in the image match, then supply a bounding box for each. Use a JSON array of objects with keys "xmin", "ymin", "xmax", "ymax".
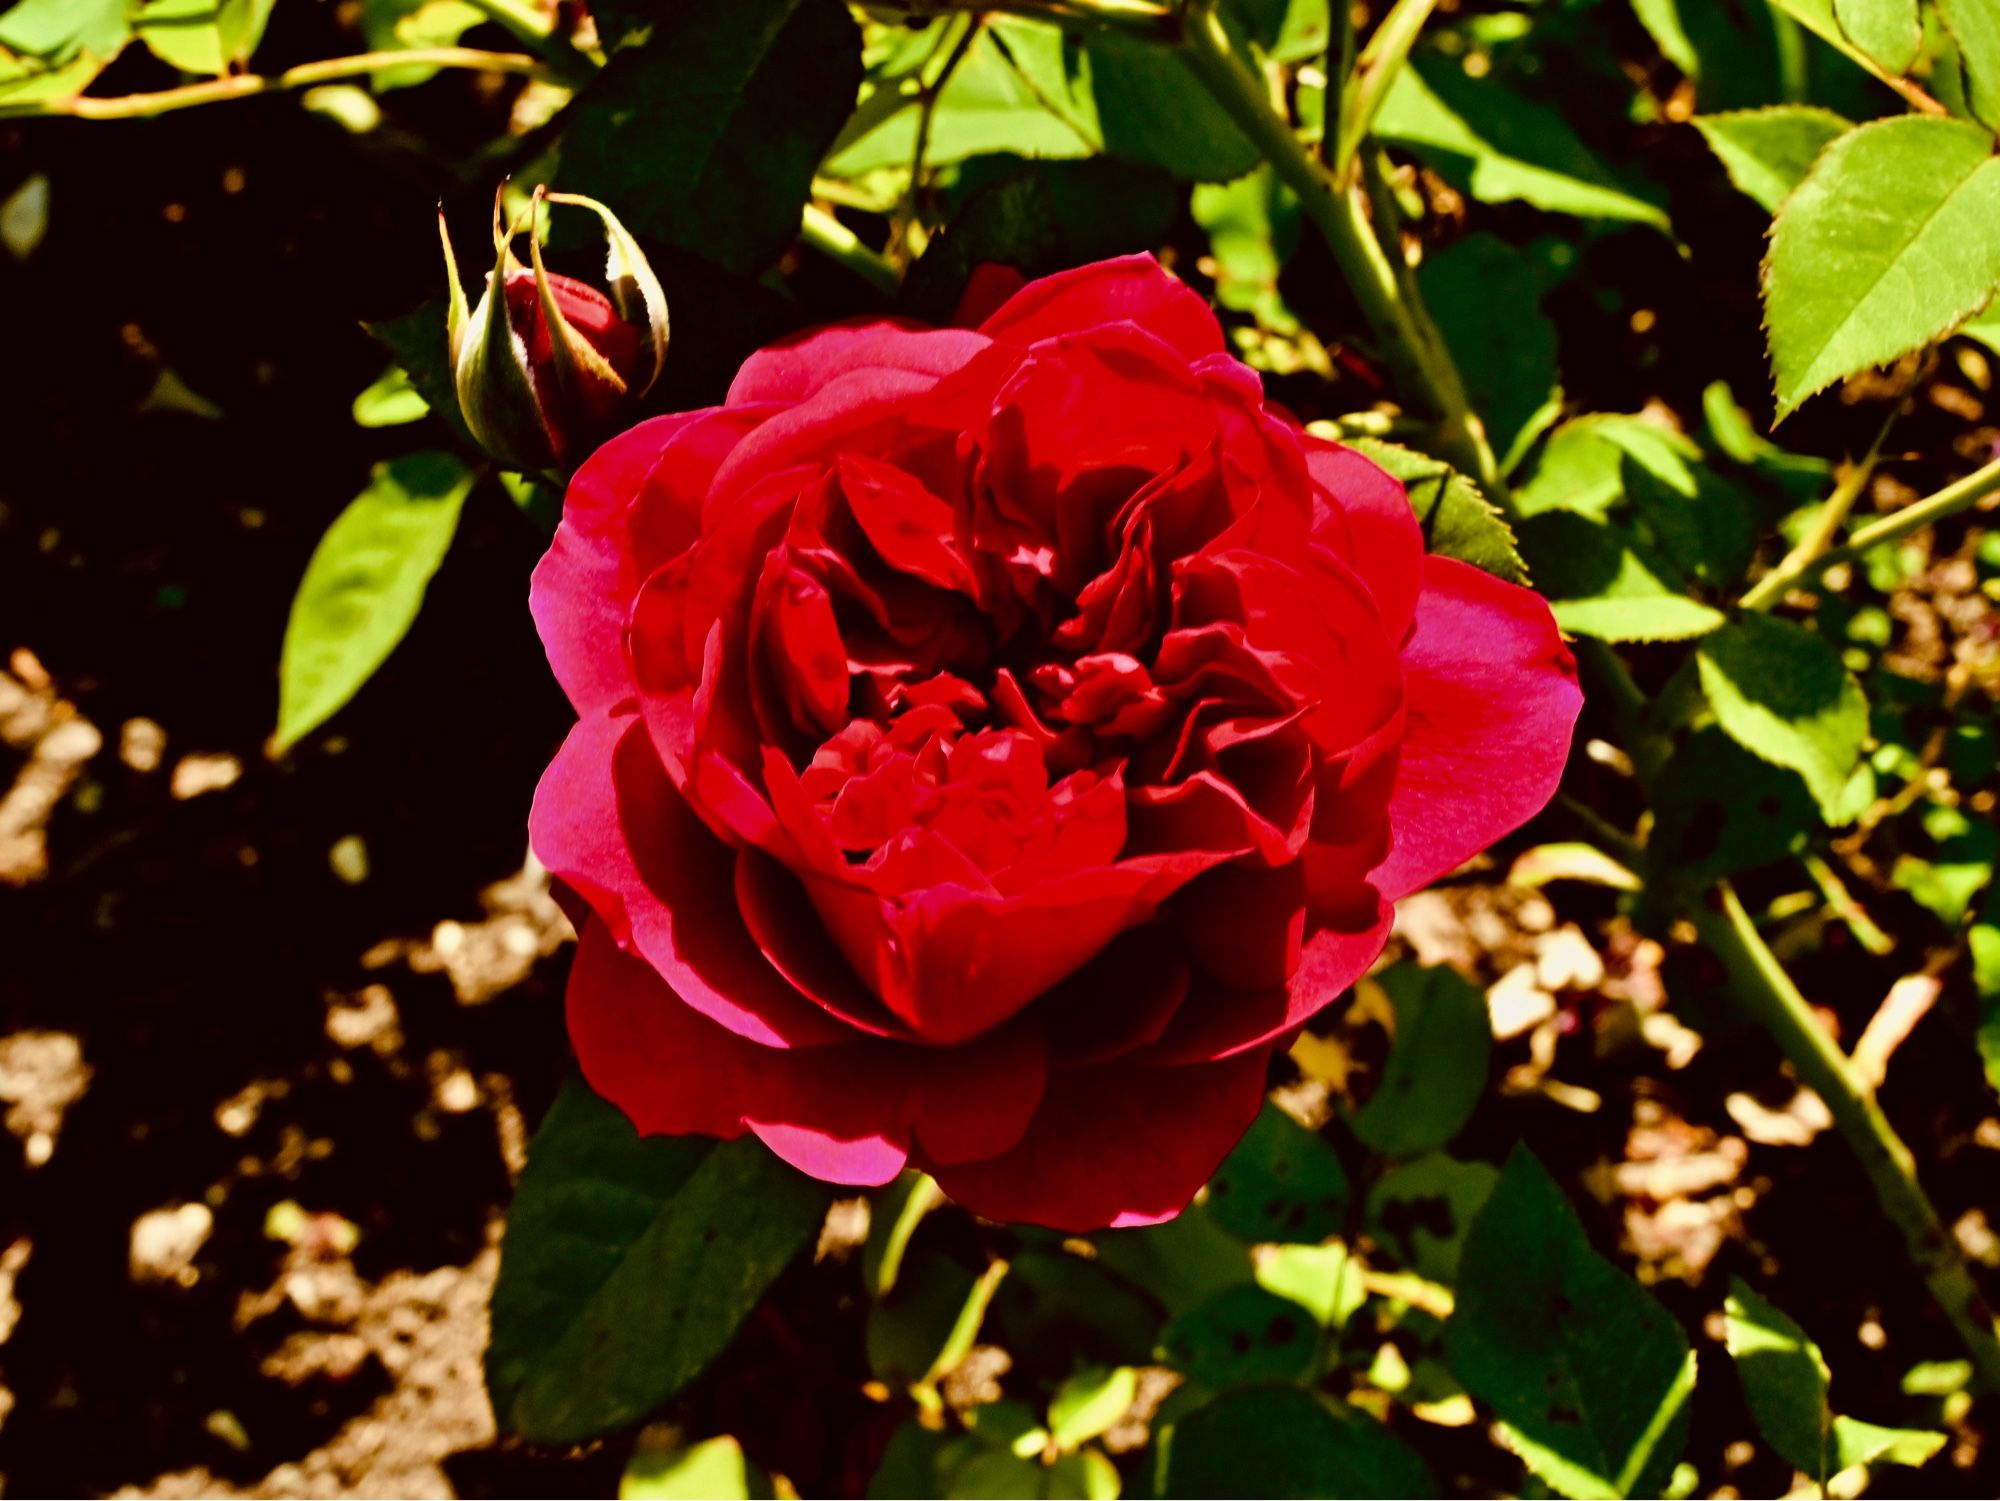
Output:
[{"xmin": 529, "ymin": 255, "xmax": 1581, "ymax": 1231}]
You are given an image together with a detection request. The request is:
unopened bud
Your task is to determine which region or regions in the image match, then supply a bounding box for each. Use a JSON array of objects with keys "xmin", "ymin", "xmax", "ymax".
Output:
[{"xmin": 439, "ymin": 185, "xmax": 669, "ymax": 470}]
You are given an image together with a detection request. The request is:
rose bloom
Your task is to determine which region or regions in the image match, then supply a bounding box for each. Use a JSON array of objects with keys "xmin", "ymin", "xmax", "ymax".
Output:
[{"xmin": 529, "ymin": 255, "xmax": 1580, "ymax": 1231}]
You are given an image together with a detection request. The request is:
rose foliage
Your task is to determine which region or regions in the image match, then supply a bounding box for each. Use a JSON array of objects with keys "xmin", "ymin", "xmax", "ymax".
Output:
[{"xmin": 527, "ymin": 255, "xmax": 1581, "ymax": 1231}]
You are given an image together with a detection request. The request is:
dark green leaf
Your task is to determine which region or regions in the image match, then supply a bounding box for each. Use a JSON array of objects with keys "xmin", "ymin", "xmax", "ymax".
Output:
[
  {"xmin": 1765, "ymin": 116, "xmax": 2000, "ymax": 419},
  {"xmin": 1160, "ymin": 1284, "xmax": 1319, "ymax": 1387},
  {"xmin": 557, "ymin": 0, "xmax": 862, "ymax": 274},
  {"xmin": 487, "ymin": 1074, "xmax": 830, "ymax": 1444},
  {"xmin": 1348, "ymin": 963, "xmax": 1492, "ymax": 1159},
  {"xmin": 989, "ymin": 1246, "xmax": 1165, "ymax": 1367},
  {"xmin": 1520, "ymin": 511, "xmax": 1727, "ymax": 643},
  {"xmin": 276, "ymin": 451, "xmax": 474, "ymax": 751},
  {"xmin": 901, "ymin": 156, "xmax": 1179, "ymax": 324},
  {"xmin": 1343, "ymin": 437, "xmax": 1528, "ymax": 584},
  {"xmin": 1085, "ymin": 29, "xmax": 1260, "ymax": 182},
  {"xmin": 1696, "ymin": 613, "xmax": 1868, "ymax": 822},
  {"xmin": 1205, "ymin": 1103, "xmax": 1349, "ymax": 1245},
  {"xmin": 1157, "ymin": 1386, "xmax": 1438, "ymax": 1499},
  {"xmin": 363, "ymin": 301, "xmax": 473, "ymax": 447},
  {"xmin": 1364, "ymin": 1153, "xmax": 1500, "ymax": 1284},
  {"xmin": 1648, "ymin": 727, "xmax": 1814, "ymax": 881},
  {"xmin": 1448, "ymin": 1148, "xmax": 1695, "ymax": 1499},
  {"xmin": 1418, "ymin": 233, "xmax": 1562, "ymax": 462},
  {"xmin": 1692, "ymin": 106, "xmax": 1851, "ymax": 214},
  {"xmin": 1093, "ymin": 1204, "xmax": 1253, "ymax": 1320}
]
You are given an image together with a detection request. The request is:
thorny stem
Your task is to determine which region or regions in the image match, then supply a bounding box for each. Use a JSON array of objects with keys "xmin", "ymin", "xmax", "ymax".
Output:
[
  {"xmin": 1336, "ymin": 0, "xmax": 1439, "ymax": 174},
  {"xmin": 1687, "ymin": 884, "xmax": 2000, "ymax": 1391},
  {"xmin": 0, "ymin": 48, "xmax": 559, "ymax": 119}
]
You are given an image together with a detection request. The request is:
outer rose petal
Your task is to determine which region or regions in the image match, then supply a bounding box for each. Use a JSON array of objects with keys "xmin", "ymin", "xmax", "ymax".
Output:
[
  {"xmin": 728, "ymin": 322, "xmax": 992, "ymax": 405},
  {"xmin": 566, "ymin": 920, "xmax": 912, "ymax": 1185},
  {"xmin": 529, "ymin": 711, "xmax": 851, "ymax": 1048},
  {"xmin": 1303, "ymin": 439, "xmax": 1424, "ymax": 645},
  {"xmin": 978, "ymin": 253, "xmax": 1225, "ymax": 360},
  {"xmin": 1368, "ymin": 556, "xmax": 1583, "ymax": 902},
  {"xmin": 530, "ymin": 412, "xmax": 711, "ymax": 715},
  {"xmin": 930, "ymin": 1050, "xmax": 1269, "ymax": 1232}
]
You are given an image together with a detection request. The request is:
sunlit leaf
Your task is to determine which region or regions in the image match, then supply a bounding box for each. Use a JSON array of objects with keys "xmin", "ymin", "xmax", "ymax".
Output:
[
  {"xmin": 1348, "ymin": 964, "xmax": 1492, "ymax": 1158},
  {"xmin": 1696, "ymin": 613, "xmax": 1868, "ymax": 822},
  {"xmin": 1692, "ymin": 106, "xmax": 1851, "ymax": 213}
]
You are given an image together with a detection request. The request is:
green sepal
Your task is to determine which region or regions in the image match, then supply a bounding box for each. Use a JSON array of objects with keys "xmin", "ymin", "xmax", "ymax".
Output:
[
  {"xmin": 548, "ymin": 188, "xmax": 670, "ymax": 395},
  {"xmin": 451, "ymin": 190, "xmax": 554, "ymax": 470},
  {"xmin": 529, "ymin": 185, "xmax": 631, "ymax": 462}
]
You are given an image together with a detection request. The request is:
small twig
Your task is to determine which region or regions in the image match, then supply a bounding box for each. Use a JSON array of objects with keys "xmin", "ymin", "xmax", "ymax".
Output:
[
  {"xmin": 1336, "ymin": 0, "xmax": 1439, "ymax": 174},
  {"xmin": 2, "ymin": 48, "xmax": 558, "ymax": 120},
  {"xmin": 891, "ymin": 14, "xmax": 984, "ymax": 267}
]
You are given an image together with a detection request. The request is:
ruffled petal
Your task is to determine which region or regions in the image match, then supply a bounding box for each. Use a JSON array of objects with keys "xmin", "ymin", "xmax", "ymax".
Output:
[
  {"xmin": 728, "ymin": 321, "xmax": 991, "ymax": 405},
  {"xmin": 1368, "ymin": 557, "xmax": 1582, "ymax": 902},
  {"xmin": 529, "ymin": 711, "xmax": 852, "ymax": 1048},
  {"xmin": 929, "ymin": 1051, "xmax": 1269, "ymax": 1232},
  {"xmin": 977, "ymin": 253, "xmax": 1224, "ymax": 361},
  {"xmin": 1303, "ymin": 438, "xmax": 1423, "ymax": 645}
]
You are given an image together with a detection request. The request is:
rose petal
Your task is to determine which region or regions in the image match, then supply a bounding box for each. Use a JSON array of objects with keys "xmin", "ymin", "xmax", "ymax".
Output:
[
  {"xmin": 977, "ymin": 253, "xmax": 1224, "ymax": 362},
  {"xmin": 907, "ymin": 1019, "xmax": 1049, "ymax": 1165},
  {"xmin": 1369, "ymin": 556, "xmax": 1581, "ymax": 902},
  {"xmin": 728, "ymin": 321, "xmax": 991, "ymax": 405},
  {"xmin": 929, "ymin": 1050, "xmax": 1269, "ymax": 1231},
  {"xmin": 1304, "ymin": 438, "xmax": 1423, "ymax": 645},
  {"xmin": 529, "ymin": 711, "xmax": 850, "ymax": 1047}
]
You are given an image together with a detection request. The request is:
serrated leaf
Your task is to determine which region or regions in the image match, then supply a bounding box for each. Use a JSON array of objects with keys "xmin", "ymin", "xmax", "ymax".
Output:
[
  {"xmin": 1522, "ymin": 512, "xmax": 1727, "ymax": 643},
  {"xmin": 1765, "ymin": 115, "xmax": 2000, "ymax": 419},
  {"xmin": 1697, "ymin": 613, "xmax": 1868, "ymax": 822},
  {"xmin": 1832, "ymin": 0, "xmax": 1920, "ymax": 70},
  {"xmin": 1156, "ymin": 1386, "xmax": 1439, "ymax": 1499},
  {"xmin": 275, "ymin": 452, "xmax": 474, "ymax": 751},
  {"xmin": 1693, "ymin": 107, "xmax": 1851, "ymax": 213},
  {"xmin": 1375, "ymin": 59, "xmax": 1669, "ymax": 228},
  {"xmin": 1938, "ymin": 0, "xmax": 2000, "ymax": 130},
  {"xmin": 486, "ymin": 1074, "xmax": 831, "ymax": 1444},
  {"xmin": 1448, "ymin": 1148, "xmax": 1694, "ymax": 1499},
  {"xmin": 1204, "ymin": 1103, "xmax": 1349, "ymax": 1244},
  {"xmin": 1342, "ymin": 437, "xmax": 1528, "ymax": 584},
  {"xmin": 1348, "ymin": 963, "xmax": 1492, "ymax": 1157},
  {"xmin": 557, "ymin": 0, "xmax": 861, "ymax": 274}
]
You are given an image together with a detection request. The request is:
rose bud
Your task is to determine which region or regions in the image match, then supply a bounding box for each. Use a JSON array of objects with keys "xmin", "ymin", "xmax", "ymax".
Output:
[{"xmin": 438, "ymin": 185, "xmax": 669, "ymax": 471}]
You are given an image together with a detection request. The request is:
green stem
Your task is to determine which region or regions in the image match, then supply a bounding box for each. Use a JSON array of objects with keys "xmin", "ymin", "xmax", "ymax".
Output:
[
  {"xmin": 1174, "ymin": 0, "xmax": 1500, "ymax": 496},
  {"xmin": 2, "ymin": 48, "xmax": 558, "ymax": 119},
  {"xmin": 1739, "ymin": 392, "xmax": 1902, "ymax": 611},
  {"xmin": 877, "ymin": 0, "xmax": 1175, "ymax": 36},
  {"xmin": 1686, "ymin": 882, "xmax": 2000, "ymax": 1390},
  {"xmin": 799, "ymin": 204, "xmax": 901, "ymax": 296},
  {"xmin": 1741, "ymin": 453, "xmax": 2000, "ymax": 608},
  {"xmin": 1336, "ymin": 0, "xmax": 1438, "ymax": 174}
]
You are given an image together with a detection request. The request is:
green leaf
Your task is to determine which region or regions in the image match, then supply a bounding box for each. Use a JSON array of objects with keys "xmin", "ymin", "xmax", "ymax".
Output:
[
  {"xmin": 901, "ymin": 156, "xmax": 1179, "ymax": 324},
  {"xmin": 1522, "ymin": 512, "xmax": 1728, "ymax": 643},
  {"xmin": 1160, "ymin": 1284, "xmax": 1319, "ymax": 1386},
  {"xmin": 1648, "ymin": 728, "xmax": 1814, "ymax": 881},
  {"xmin": 1448, "ymin": 1148, "xmax": 1694, "ymax": 1499},
  {"xmin": 1049, "ymin": 1366, "xmax": 1138, "ymax": 1451},
  {"xmin": 1725, "ymin": 1279, "xmax": 1946, "ymax": 1481},
  {"xmin": 135, "ymin": 0, "xmax": 275, "ymax": 75},
  {"xmin": 0, "ymin": 0, "xmax": 128, "ymax": 60},
  {"xmin": 990, "ymin": 1247, "xmax": 1164, "ymax": 1368},
  {"xmin": 1375, "ymin": 59, "xmax": 1669, "ymax": 228},
  {"xmin": 1364, "ymin": 1153, "xmax": 1500, "ymax": 1284},
  {"xmin": 1693, "ymin": 107, "xmax": 1851, "ymax": 213},
  {"xmin": 1342, "ymin": 437, "xmax": 1528, "ymax": 584},
  {"xmin": 1765, "ymin": 115, "xmax": 2000, "ymax": 419},
  {"xmin": 1192, "ymin": 165, "xmax": 1304, "ymax": 334},
  {"xmin": 275, "ymin": 452, "xmax": 474, "ymax": 752},
  {"xmin": 1254, "ymin": 1242, "xmax": 1366, "ymax": 1328},
  {"xmin": 1204, "ymin": 1103, "xmax": 1349, "ymax": 1245},
  {"xmin": 862, "ymin": 1171, "xmax": 943, "ymax": 1299},
  {"xmin": 557, "ymin": 0, "xmax": 862, "ymax": 274},
  {"xmin": 621, "ymin": 1437, "xmax": 772, "ymax": 1500},
  {"xmin": 1974, "ymin": 888, "xmax": 2000, "ymax": 1097},
  {"xmin": 1348, "ymin": 963, "xmax": 1492, "ymax": 1158},
  {"xmin": 486, "ymin": 1074, "xmax": 831, "ymax": 1444},
  {"xmin": 1831, "ymin": 0, "xmax": 1919, "ymax": 72},
  {"xmin": 824, "ymin": 22, "xmax": 1097, "ymax": 179},
  {"xmin": 1417, "ymin": 233, "xmax": 1562, "ymax": 461},
  {"xmin": 363, "ymin": 300, "xmax": 473, "ymax": 448},
  {"xmin": 351, "ymin": 366, "xmax": 429, "ymax": 428},
  {"xmin": 1091, "ymin": 1205, "xmax": 1253, "ymax": 1322},
  {"xmin": 1085, "ymin": 29, "xmax": 1260, "ymax": 182},
  {"xmin": 360, "ymin": 0, "xmax": 486, "ymax": 89},
  {"xmin": 1696, "ymin": 613, "xmax": 1868, "ymax": 822},
  {"xmin": 1156, "ymin": 1386, "xmax": 1438, "ymax": 1499},
  {"xmin": 867, "ymin": 1246, "xmax": 1003, "ymax": 1391},
  {"xmin": 1938, "ymin": 0, "xmax": 2000, "ymax": 130}
]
